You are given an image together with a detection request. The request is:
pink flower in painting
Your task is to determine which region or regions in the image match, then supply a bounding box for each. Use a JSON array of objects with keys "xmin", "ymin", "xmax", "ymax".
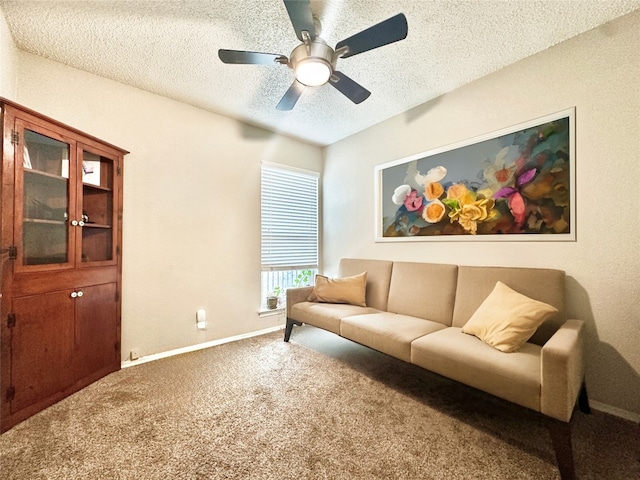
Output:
[
  {"xmin": 391, "ymin": 184, "xmax": 424, "ymax": 213},
  {"xmin": 494, "ymin": 168, "xmax": 537, "ymax": 226},
  {"xmin": 403, "ymin": 190, "xmax": 424, "ymax": 212}
]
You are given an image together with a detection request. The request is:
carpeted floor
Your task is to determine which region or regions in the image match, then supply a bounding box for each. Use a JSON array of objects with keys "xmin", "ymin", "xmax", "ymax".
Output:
[{"xmin": 0, "ymin": 325, "xmax": 638, "ymax": 479}]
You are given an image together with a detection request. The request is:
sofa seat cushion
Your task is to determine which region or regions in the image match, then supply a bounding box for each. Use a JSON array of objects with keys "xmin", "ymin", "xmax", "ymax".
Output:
[
  {"xmin": 341, "ymin": 313, "xmax": 447, "ymax": 363},
  {"xmin": 290, "ymin": 302, "xmax": 380, "ymax": 335},
  {"xmin": 411, "ymin": 327, "xmax": 542, "ymax": 412}
]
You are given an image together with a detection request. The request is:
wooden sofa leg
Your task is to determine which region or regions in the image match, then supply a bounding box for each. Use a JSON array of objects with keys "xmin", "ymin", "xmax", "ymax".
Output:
[
  {"xmin": 284, "ymin": 318, "xmax": 302, "ymax": 342},
  {"xmin": 547, "ymin": 419, "xmax": 576, "ymax": 480},
  {"xmin": 578, "ymin": 381, "xmax": 591, "ymax": 414}
]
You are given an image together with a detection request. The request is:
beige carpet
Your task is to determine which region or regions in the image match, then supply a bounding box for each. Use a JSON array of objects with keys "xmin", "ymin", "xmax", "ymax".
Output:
[{"xmin": 1, "ymin": 325, "xmax": 638, "ymax": 479}]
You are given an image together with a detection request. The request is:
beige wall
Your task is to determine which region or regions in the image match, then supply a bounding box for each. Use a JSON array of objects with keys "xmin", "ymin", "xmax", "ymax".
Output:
[
  {"xmin": 0, "ymin": 7, "xmax": 17, "ymax": 97},
  {"xmin": 324, "ymin": 11, "xmax": 640, "ymax": 419},
  {"xmin": 10, "ymin": 52, "xmax": 323, "ymax": 361}
]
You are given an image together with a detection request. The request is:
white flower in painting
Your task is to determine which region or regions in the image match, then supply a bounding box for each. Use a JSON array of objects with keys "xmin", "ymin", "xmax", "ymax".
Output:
[
  {"xmin": 477, "ymin": 146, "xmax": 516, "ymax": 198},
  {"xmin": 415, "ymin": 166, "xmax": 447, "ymax": 187},
  {"xmin": 392, "ymin": 185, "xmax": 412, "ymax": 205}
]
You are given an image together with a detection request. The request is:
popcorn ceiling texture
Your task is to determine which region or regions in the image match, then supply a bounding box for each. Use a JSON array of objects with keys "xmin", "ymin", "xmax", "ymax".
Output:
[{"xmin": 1, "ymin": 0, "xmax": 639, "ymax": 145}]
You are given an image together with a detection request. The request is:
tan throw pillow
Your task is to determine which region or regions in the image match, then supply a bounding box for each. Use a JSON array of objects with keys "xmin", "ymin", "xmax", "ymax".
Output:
[
  {"xmin": 461, "ymin": 281, "xmax": 558, "ymax": 353},
  {"xmin": 307, "ymin": 272, "xmax": 367, "ymax": 307}
]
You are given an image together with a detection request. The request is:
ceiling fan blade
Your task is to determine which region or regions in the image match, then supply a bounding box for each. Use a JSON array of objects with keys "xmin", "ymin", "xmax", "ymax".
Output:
[
  {"xmin": 218, "ymin": 49, "xmax": 287, "ymax": 65},
  {"xmin": 283, "ymin": 0, "xmax": 316, "ymax": 41},
  {"xmin": 329, "ymin": 71, "xmax": 371, "ymax": 104},
  {"xmin": 335, "ymin": 13, "xmax": 408, "ymax": 59},
  {"xmin": 276, "ymin": 80, "xmax": 306, "ymax": 111}
]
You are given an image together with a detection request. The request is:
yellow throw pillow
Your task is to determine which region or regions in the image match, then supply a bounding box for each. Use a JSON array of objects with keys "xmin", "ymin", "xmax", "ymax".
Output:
[
  {"xmin": 308, "ymin": 272, "xmax": 367, "ymax": 307},
  {"xmin": 461, "ymin": 281, "xmax": 558, "ymax": 353}
]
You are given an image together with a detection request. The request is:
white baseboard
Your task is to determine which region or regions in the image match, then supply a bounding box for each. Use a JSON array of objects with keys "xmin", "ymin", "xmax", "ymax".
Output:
[
  {"xmin": 590, "ymin": 400, "xmax": 640, "ymax": 423},
  {"xmin": 121, "ymin": 325, "xmax": 284, "ymax": 369}
]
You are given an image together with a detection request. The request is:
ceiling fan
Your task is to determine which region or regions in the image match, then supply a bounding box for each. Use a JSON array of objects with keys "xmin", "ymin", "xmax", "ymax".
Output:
[{"xmin": 218, "ymin": 0, "xmax": 408, "ymax": 111}]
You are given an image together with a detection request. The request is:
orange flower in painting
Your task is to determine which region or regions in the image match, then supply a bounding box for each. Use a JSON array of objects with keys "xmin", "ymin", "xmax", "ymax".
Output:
[
  {"xmin": 424, "ymin": 182, "xmax": 444, "ymax": 201},
  {"xmin": 422, "ymin": 199, "xmax": 446, "ymax": 223},
  {"xmin": 446, "ymin": 183, "xmax": 474, "ymax": 204},
  {"xmin": 494, "ymin": 167, "xmax": 512, "ymax": 183}
]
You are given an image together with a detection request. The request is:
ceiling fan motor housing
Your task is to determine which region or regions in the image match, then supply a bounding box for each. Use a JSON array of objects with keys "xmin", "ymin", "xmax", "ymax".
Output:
[
  {"xmin": 218, "ymin": 0, "xmax": 408, "ymax": 110},
  {"xmin": 290, "ymin": 40, "xmax": 335, "ymax": 86}
]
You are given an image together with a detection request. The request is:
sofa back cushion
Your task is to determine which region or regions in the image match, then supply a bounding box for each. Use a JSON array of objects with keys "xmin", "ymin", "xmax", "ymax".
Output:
[
  {"xmin": 339, "ymin": 258, "xmax": 393, "ymax": 311},
  {"xmin": 452, "ymin": 265, "xmax": 566, "ymax": 345},
  {"xmin": 386, "ymin": 262, "xmax": 458, "ymax": 326}
]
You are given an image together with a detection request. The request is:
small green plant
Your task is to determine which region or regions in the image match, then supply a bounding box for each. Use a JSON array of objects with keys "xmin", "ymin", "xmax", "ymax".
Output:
[
  {"xmin": 293, "ymin": 269, "xmax": 313, "ymax": 287},
  {"xmin": 266, "ymin": 286, "xmax": 282, "ymax": 310},
  {"xmin": 270, "ymin": 286, "xmax": 283, "ymax": 297}
]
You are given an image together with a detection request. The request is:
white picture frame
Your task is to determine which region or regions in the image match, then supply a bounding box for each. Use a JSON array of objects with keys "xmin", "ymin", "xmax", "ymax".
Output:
[{"xmin": 375, "ymin": 108, "xmax": 576, "ymax": 242}]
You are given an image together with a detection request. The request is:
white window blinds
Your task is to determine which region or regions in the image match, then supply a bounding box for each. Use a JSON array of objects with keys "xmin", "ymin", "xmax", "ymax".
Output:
[{"xmin": 261, "ymin": 164, "xmax": 319, "ymax": 270}]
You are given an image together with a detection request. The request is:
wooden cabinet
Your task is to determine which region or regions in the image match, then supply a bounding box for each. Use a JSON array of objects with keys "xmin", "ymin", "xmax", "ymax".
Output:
[{"xmin": 0, "ymin": 98, "xmax": 128, "ymax": 432}]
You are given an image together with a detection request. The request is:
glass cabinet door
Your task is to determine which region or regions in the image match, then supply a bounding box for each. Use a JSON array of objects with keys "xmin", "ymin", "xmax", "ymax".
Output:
[
  {"xmin": 19, "ymin": 127, "xmax": 73, "ymax": 268},
  {"xmin": 78, "ymin": 147, "xmax": 117, "ymax": 265}
]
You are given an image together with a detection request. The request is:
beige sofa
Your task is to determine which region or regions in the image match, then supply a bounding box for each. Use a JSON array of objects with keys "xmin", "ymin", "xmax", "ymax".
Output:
[{"xmin": 285, "ymin": 258, "xmax": 589, "ymax": 480}]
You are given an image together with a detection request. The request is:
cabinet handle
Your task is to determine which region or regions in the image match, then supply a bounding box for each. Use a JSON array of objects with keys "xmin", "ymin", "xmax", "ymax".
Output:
[
  {"xmin": 78, "ymin": 221, "xmax": 85, "ymax": 227},
  {"xmin": 77, "ymin": 291, "xmax": 83, "ymax": 297},
  {"xmin": 71, "ymin": 220, "xmax": 78, "ymax": 226},
  {"xmin": 71, "ymin": 291, "xmax": 77, "ymax": 298}
]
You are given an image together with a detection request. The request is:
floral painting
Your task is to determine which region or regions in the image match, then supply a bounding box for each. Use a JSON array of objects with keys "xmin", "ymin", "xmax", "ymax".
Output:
[{"xmin": 375, "ymin": 109, "xmax": 575, "ymax": 241}]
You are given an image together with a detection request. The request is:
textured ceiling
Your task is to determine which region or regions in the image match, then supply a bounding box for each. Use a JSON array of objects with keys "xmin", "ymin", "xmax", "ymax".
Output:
[{"xmin": 1, "ymin": 0, "xmax": 639, "ymax": 146}]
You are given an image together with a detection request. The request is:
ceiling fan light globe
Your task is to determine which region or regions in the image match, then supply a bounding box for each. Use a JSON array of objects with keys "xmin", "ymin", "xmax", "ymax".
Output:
[{"xmin": 295, "ymin": 59, "xmax": 331, "ymax": 86}]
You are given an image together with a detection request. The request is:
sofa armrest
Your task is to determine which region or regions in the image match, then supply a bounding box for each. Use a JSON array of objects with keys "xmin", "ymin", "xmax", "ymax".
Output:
[
  {"xmin": 286, "ymin": 286, "xmax": 314, "ymax": 319},
  {"xmin": 541, "ymin": 319, "xmax": 585, "ymax": 422}
]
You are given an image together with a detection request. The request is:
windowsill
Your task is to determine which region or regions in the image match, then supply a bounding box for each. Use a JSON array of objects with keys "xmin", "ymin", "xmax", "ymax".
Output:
[{"xmin": 259, "ymin": 307, "xmax": 285, "ymax": 317}]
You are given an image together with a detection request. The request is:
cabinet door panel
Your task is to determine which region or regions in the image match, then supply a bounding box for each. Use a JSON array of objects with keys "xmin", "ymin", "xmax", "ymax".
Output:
[
  {"xmin": 77, "ymin": 146, "xmax": 119, "ymax": 266},
  {"xmin": 74, "ymin": 283, "xmax": 118, "ymax": 381},
  {"xmin": 11, "ymin": 291, "xmax": 75, "ymax": 414},
  {"xmin": 16, "ymin": 121, "xmax": 77, "ymax": 271}
]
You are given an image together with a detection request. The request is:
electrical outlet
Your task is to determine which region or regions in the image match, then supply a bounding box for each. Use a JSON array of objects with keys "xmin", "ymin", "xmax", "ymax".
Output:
[{"xmin": 130, "ymin": 349, "xmax": 140, "ymax": 361}]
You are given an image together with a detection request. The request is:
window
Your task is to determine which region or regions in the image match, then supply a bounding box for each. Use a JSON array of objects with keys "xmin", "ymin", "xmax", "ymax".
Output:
[{"xmin": 261, "ymin": 164, "xmax": 319, "ymax": 308}]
